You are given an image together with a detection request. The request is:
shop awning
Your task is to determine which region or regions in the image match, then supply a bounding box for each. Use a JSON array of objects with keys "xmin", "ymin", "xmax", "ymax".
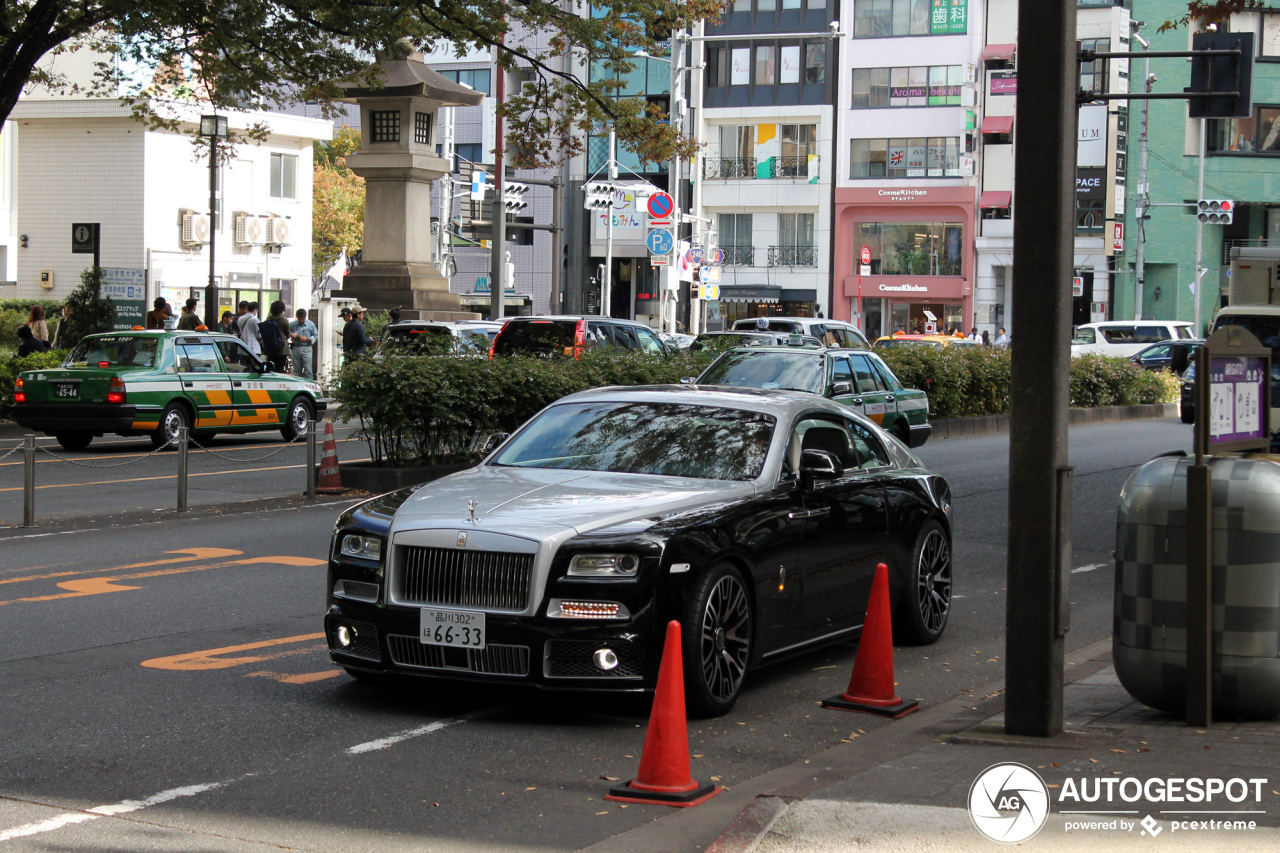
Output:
[
  {"xmin": 982, "ymin": 43, "xmax": 1016, "ymax": 62},
  {"xmin": 781, "ymin": 289, "xmax": 817, "ymax": 302},
  {"xmin": 979, "ymin": 191, "xmax": 1013, "ymax": 209},
  {"xmin": 980, "ymin": 115, "xmax": 1014, "ymax": 135},
  {"xmin": 719, "ymin": 285, "xmax": 782, "ymax": 303}
]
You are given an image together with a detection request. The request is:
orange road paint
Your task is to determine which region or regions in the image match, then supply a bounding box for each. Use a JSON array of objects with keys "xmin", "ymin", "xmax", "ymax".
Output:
[
  {"xmin": 142, "ymin": 634, "xmax": 327, "ymax": 671},
  {"xmin": 0, "ymin": 548, "xmax": 243, "ymax": 585},
  {"xmin": 245, "ymin": 669, "xmax": 342, "ymax": 684}
]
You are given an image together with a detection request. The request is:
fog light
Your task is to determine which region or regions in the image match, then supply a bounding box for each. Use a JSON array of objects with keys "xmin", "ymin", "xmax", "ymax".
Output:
[
  {"xmin": 548, "ymin": 599, "xmax": 629, "ymax": 619},
  {"xmin": 593, "ymin": 648, "xmax": 619, "ymax": 671},
  {"xmin": 337, "ymin": 625, "xmax": 354, "ymax": 647}
]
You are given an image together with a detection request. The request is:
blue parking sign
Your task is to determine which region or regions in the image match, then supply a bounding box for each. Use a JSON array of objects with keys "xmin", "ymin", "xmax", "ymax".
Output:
[{"xmin": 647, "ymin": 228, "xmax": 674, "ymax": 255}]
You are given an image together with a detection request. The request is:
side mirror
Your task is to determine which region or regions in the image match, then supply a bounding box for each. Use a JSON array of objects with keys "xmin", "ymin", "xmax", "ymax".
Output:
[
  {"xmin": 679, "ymin": 376, "xmax": 696, "ymax": 384},
  {"xmin": 831, "ymin": 381, "xmax": 853, "ymax": 396},
  {"xmin": 482, "ymin": 432, "xmax": 510, "ymax": 453},
  {"xmin": 1170, "ymin": 344, "xmax": 1190, "ymax": 375},
  {"xmin": 799, "ymin": 448, "xmax": 843, "ymax": 484}
]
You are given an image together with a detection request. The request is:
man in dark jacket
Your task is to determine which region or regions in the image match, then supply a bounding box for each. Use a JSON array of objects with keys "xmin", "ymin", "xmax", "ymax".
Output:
[
  {"xmin": 262, "ymin": 300, "xmax": 292, "ymax": 372},
  {"xmin": 177, "ymin": 297, "xmax": 201, "ymax": 331},
  {"xmin": 342, "ymin": 304, "xmax": 373, "ymax": 361}
]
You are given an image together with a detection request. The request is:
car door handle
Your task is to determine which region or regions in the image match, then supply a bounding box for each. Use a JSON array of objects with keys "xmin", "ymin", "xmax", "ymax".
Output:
[
  {"xmin": 851, "ymin": 397, "xmax": 863, "ymax": 405},
  {"xmin": 183, "ymin": 381, "xmax": 194, "ymax": 387},
  {"xmin": 788, "ymin": 508, "xmax": 831, "ymax": 520},
  {"xmin": 233, "ymin": 381, "xmax": 244, "ymax": 387},
  {"xmin": 885, "ymin": 395, "xmax": 894, "ymax": 403}
]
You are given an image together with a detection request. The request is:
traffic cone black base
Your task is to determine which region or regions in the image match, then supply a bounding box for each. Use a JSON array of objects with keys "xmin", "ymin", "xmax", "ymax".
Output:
[
  {"xmin": 605, "ymin": 780, "xmax": 720, "ymax": 808},
  {"xmin": 821, "ymin": 693, "xmax": 920, "ymax": 718}
]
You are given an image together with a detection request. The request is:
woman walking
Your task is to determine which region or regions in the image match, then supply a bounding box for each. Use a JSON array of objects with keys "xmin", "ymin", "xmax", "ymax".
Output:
[{"xmin": 27, "ymin": 305, "xmax": 49, "ymax": 344}]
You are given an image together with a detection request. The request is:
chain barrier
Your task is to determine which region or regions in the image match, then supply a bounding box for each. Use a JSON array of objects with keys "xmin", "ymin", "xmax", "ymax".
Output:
[
  {"xmin": 35, "ymin": 438, "xmax": 177, "ymax": 468},
  {"xmin": 0, "ymin": 444, "xmax": 22, "ymax": 462},
  {"xmin": 187, "ymin": 429, "xmax": 308, "ymax": 463}
]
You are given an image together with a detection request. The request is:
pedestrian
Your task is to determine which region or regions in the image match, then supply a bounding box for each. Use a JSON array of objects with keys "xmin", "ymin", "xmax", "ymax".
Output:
[
  {"xmin": 145, "ymin": 297, "xmax": 168, "ymax": 330},
  {"xmin": 289, "ymin": 308, "xmax": 318, "ymax": 379},
  {"xmin": 51, "ymin": 304, "xmax": 72, "ymax": 349},
  {"xmin": 342, "ymin": 304, "xmax": 373, "ymax": 361},
  {"xmin": 177, "ymin": 297, "xmax": 201, "ymax": 331},
  {"xmin": 388, "ymin": 306, "xmax": 402, "ymax": 326},
  {"xmin": 163, "ymin": 302, "xmax": 176, "ymax": 330},
  {"xmin": 968, "ymin": 327, "xmax": 980, "ymax": 342},
  {"xmin": 26, "ymin": 305, "xmax": 49, "ymax": 344},
  {"xmin": 218, "ymin": 311, "xmax": 237, "ymax": 336},
  {"xmin": 260, "ymin": 300, "xmax": 291, "ymax": 372},
  {"xmin": 237, "ymin": 300, "xmax": 263, "ymax": 359},
  {"xmin": 994, "ymin": 327, "xmax": 1009, "ymax": 347},
  {"xmin": 17, "ymin": 325, "xmax": 48, "ymax": 357},
  {"xmin": 982, "ymin": 329, "xmax": 991, "ymax": 346}
]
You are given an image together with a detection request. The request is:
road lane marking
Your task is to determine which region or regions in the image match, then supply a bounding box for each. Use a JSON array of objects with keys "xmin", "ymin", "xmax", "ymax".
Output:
[
  {"xmin": 0, "ymin": 548, "xmax": 242, "ymax": 585},
  {"xmin": 247, "ymin": 669, "xmax": 342, "ymax": 684},
  {"xmin": 142, "ymin": 634, "xmax": 327, "ymax": 671},
  {"xmin": 0, "ymin": 435, "xmax": 363, "ymax": 468},
  {"xmin": 0, "ymin": 457, "xmax": 373, "ymax": 491},
  {"xmin": 1072, "ymin": 563, "xmax": 1108, "ymax": 574},
  {"xmin": 347, "ymin": 720, "xmax": 458, "ymax": 755},
  {"xmin": 0, "ymin": 779, "xmax": 236, "ymax": 843}
]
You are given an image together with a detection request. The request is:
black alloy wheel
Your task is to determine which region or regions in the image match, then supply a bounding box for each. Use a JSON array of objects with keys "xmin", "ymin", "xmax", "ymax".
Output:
[
  {"xmin": 896, "ymin": 519, "xmax": 952, "ymax": 645},
  {"xmin": 682, "ymin": 563, "xmax": 752, "ymax": 717}
]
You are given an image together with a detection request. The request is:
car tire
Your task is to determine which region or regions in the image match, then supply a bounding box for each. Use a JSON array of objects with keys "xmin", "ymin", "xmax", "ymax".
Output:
[
  {"xmin": 281, "ymin": 396, "xmax": 314, "ymax": 441},
  {"xmin": 151, "ymin": 403, "xmax": 191, "ymax": 450},
  {"xmin": 892, "ymin": 420, "xmax": 910, "ymax": 446},
  {"xmin": 681, "ymin": 563, "xmax": 752, "ymax": 717},
  {"xmin": 55, "ymin": 432, "xmax": 93, "ymax": 451},
  {"xmin": 894, "ymin": 519, "xmax": 952, "ymax": 646},
  {"xmin": 1180, "ymin": 404, "xmax": 1194, "ymax": 425}
]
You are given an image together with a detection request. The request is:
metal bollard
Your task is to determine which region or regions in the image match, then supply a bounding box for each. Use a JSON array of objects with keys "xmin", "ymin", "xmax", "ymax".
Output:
[
  {"xmin": 306, "ymin": 420, "xmax": 317, "ymax": 499},
  {"xmin": 23, "ymin": 435, "xmax": 35, "ymax": 527},
  {"xmin": 177, "ymin": 427, "xmax": 189, "ymax": 513}
]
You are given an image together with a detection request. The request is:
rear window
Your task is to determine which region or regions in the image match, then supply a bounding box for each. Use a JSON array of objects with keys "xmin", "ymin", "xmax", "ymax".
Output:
[
  {"xmin": 65, "ymin": 336, "xmax": 158, "ymax": 369},
  {"xmin": 493, "ymin": 319, "xmax": 578, "ymax": 355},
  {"xmin": 697, "ymin": 350, "xmax": 825, "ymax": 394},
  {"xmin": 383, "ymin": 325, "xmax": 456, "ymax": 355}
]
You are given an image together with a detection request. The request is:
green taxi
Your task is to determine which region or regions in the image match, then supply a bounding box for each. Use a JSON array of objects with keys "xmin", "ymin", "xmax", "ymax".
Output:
[
  {"xmin": 13, "ymin": 330, "xmax": 327, "ymax": 450},
  {"xmin": 694, "ymin": 346, "xmax": 932, "ymax": 447}
]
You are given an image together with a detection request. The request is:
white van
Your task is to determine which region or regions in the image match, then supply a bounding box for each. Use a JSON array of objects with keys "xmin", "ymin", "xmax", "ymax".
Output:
[
  {"xmin": 729, "ymin": 317, "xmax": 871, "ymax": 349},
  {"xmin": 1071, "ymin": 321, "xmax": 1195, "ymax": 358}
]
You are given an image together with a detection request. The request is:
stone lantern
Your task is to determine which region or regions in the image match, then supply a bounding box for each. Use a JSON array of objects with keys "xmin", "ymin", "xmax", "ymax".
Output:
[{"xmin": 339, "ymin": 45, "xmax": 485, "ymax": 319}]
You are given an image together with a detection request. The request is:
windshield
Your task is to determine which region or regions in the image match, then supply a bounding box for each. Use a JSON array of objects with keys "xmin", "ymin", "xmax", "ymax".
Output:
[
  {"xmin": 696, "ymin": 351, "xmax": 825, "ymax": 394},
  {"xmin": 490, "ymin": 401, "xmax": 776, "ymax": 480},
  {"xmin": 876, "ymin": 338, "xmax": 941, "ymax": 348},
  {"xmin": 64, "ymin": 336, "xmax": 159, "ymax": 368},
  {"xmin": 383, "ymin": 326, "xmax": 456, "ymax": 355}
]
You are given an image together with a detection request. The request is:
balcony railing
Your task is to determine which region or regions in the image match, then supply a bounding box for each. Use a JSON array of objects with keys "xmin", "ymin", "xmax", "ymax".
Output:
[
  {"xmin": 703, "ymin": 158, "xmax": 757, "ymax": 180},
  {"xmin": 723, "ymin": 245, "xmax": 756, "ymax": 266},
  {"xmin": 767, "ymin": 246, "xmax": 818, "ymax": 267},
  {"xmin": 764, "ymin": 156, "xmax": 808, "ymax": 179}
]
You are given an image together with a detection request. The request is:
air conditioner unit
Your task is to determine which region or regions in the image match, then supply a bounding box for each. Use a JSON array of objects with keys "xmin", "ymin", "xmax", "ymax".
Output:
[
  {"xmin": 266, "ymin": 216, "xmax": 290, "ymax": 245},
  {"xmin": 235, "ymin": 215, "xmax": 264, "ymax": 245},
  {"xmin": 182, "ymin": 212, "xmax": 211, "ymax": 245}
]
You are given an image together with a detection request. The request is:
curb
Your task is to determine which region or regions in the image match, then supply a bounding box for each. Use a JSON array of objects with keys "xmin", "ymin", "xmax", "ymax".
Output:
[{"xmin": 930, "ymin": 402, "xmax": 1177, "ymax": 440}]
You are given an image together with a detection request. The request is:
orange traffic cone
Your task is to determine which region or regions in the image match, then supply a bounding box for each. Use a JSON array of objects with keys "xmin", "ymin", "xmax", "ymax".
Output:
[
  {"xmin": 606, "ymin": 621, "xmax": 721, "ymax": 807},
  {"xmin": 315, "ymin": 420, "xmax": 345, "ymax": 494},
  {"xmin": 822, "ymin": 562, "xmax": 920, "ymax": 718}
]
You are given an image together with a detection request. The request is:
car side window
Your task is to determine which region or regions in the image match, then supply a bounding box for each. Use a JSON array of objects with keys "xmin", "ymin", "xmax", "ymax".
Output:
[
  {"xmin": 634, "ymin": 326, "xmax": 667, "ymax": 354},
  {"xmin": 1072, "ymin": 328, "xmax": 1096, "ymax": 345},
  {"xmin": 1135, "ymin": 326, "xmax": 1167, "ymax": 344},
  {"xmin": 850, "ymin": 355, "xmax": 885, "ymax": 393},
  {"xmin": 1101, "ymin": 326, "xmax": 1136, "ymax": 344},
  {"xmin": 845, "ymin": 418, "xmax": 891, "ymax": 469},
  {"xmin": 611, "ymin": 325, "xmax": 641, "ymax": 350},
  {"xmin": 180, "ymin": 343, "xmax": 221, "ymax": 373},
  {"xmin": 868, "ymin": 355, "xmax": 904, "ymax": 391},
  {"xmin": 216, "ymin": 339, "xmax": 258, "ymax": 374},
  {"xmin": 830, "ymin": 356, "xmax": 854, "ymax": 391}
]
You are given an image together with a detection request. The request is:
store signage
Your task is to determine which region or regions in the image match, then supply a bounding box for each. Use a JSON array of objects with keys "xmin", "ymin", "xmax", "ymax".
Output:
[
  {"xmin": 878, "ymin": 284, "xmax": 929, "ymax": 293},
  {"xmin": 1112, "ymin": 222, "xmax": 1125, "ymax": 252},
  {"xmin": 860, "ymin": 246, "xmax": 872, "ymax": 265},
  {"xmin": 876, "ymin": 189, "xmax": 931, "ymax": 201},
  {"xmin": 930, "ymin": 0, "xmax": 966, "ymax": 34},
  {"xmin": 989, "ymin": 71, "xmax": 1017, "ymax": 95},
  {"xmin": 1076, "ymin": 168, "xmax": 1106, "ymax": 200}
]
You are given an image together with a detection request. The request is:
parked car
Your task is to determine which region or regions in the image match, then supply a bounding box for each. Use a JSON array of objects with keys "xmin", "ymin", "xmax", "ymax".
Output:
[
  {"xmin": 695, "ymin": 346, "xmax": 932, "ymax": 447},
  {"xmin": 325, "ymin": 386, "xmax": 953, "ymax": 716},
  {"xmin": 874, "ymin": 334, "xmax": 981, "ymax": 349},
  {"xmin": 729, "ymin": 317, "xmax": 871, "ymax": 349},
  {"xmin": 1129, "ymin": 339, "xmax": 1203, "ymax": 375},
  {"xmin": 1071, "ymin": 321, "xmax": 1195, "ymax": 358},
  {"xmin": 12, "ymin": 330, "xmax": 327, "ymax": 450},
  {"xmin": 1180, "ymin": 361, "xmax": 1197, "ymax": 424},
  {"xmin": 689, "ymin": 331, "xmax": 823, "ymax": 352},
  {"xmin": 380, "ymin": 320, "xmax": 502, "ymax": 356},
  {"xmin": 659, "ymin": 331, "xmax": 696, "ymax": 350},
  {"xmin": 490, "ymin": 316, "xmax": 669, "ymax": 358}
]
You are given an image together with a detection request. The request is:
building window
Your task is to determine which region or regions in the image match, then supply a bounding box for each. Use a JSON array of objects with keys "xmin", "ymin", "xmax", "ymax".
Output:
[
  {"xmin": 856, "ymin": 220, "xmax": 964, "ymax": 276},
  {"xmin": 852, "ymin": 65, "xmax": 962, "ymax": 107},
  {"xmin": 1078, "ymin": 38, "xmax": 1110, "ymax": 95},
  {"xmin": 270, "ymin": 153, "xmax": 296, "ymax": 199},
  {"xmin": 755, "ymin": 46, "xmax": 776, "ymax": 85},
  {"xmin": 452, "ymin": 142, "xmax": 485, "ymax": 171},
  {"xmin": 772, "ymin": 213, "xmax": 817, "ymax": 266},
  {"xmin": 769, "ymin": 124, "xmax": 816, "ymax": 177},
  {"xmin": 707, "ymin": 125, "xmax": 757, "ymax": 178},
  {"xmin": 731, "ymin": 48, "xmax": 751, "ymax": 85},
  {"xmin": 719, "ymin": 213, "xmax": 755, "ymax": 266},
  {"xmin": 781, "ymin": 45, "xmax": 800, "ymax": 84},
  {"xmin": 805, "ymin": 43, "xmax": 826, "ymax": 84},
  {"xmin": 1076, "ymin": 199, "xmax": 1105, "ymax": 233},
  {"xmin": 1222, "ymin": 11, "xmax": 1280, "ymax": 58},
  {"xmin": 849, "ymin": 137, "xmax": 962, "ymax": 178},
  {"xmin": 438, "ymin": 68, "xmax": 491, "ymax": 95},
  {"xmin": 853, "ymin": 0, "xmax": 965, "ymax": 38},
  {"xmin": 415, "ymin": 112, "xmax": 432, "ymax": 145},
  {"xmin": 1208, "ymin": 105, "xmax": 1280, "ymax": 153},
  {"xmin": 371, "ymin": 110, "xmax": 400, "ymax": 142}
]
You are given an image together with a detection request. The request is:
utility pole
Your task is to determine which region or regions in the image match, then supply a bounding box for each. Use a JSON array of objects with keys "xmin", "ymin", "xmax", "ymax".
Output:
[
  {"xmin": 439, "ymin": 106, "xmax": 455, "ymax": 291},
  {"xmin": 603, "ymin": 129, "xmax": 617, "ymax": 318},
  {"xmin": 490, "ymin": 59, "xmax": 506, "ymax": 321},
  {"xmin": 1134, "ymin": 28, "xmax": 1151, "ymax": 321},
  {"xmin": 1193, "ymin": 117, "xmax": 1206, "ymax": 336}
]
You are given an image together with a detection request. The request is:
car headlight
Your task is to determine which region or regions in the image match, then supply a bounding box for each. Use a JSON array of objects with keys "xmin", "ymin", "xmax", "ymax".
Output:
[
  {"xmin": 339, "ymin": 534, "xmax": 383, "ymax": 561},
  {"xmin": 566, "ymin": 553, "xmax": 641, "ymax": 579}
]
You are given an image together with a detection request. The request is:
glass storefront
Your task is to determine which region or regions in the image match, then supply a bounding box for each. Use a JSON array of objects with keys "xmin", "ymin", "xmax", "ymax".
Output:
[{"xmin": 888, "ymin": 301, "xmax": 964, "ymax": 336}]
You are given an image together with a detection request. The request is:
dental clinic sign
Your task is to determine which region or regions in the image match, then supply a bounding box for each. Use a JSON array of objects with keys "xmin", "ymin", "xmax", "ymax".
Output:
[{"xmin": 969, "ymin": 764, "xmax": 1270, "ymax": 844}]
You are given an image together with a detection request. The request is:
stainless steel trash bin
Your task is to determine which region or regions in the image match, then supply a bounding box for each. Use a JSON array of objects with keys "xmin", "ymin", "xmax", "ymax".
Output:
[{"xmin": 1114, "ymin": 455, "xmax": 1280, "ymax": 720}]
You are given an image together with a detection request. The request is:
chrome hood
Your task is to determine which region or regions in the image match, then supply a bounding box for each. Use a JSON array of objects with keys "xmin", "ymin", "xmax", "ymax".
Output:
[{"xmin": 389, "ymin": 465, "xmax": 756, "ymax": 538}]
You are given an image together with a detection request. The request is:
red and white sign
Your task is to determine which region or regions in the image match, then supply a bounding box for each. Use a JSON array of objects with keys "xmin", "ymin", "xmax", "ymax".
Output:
[
  {"xmin": 1112, "ymin": 222, "xmax": 1124, "ymax": 252},
  {"xmin": 646, "ymin": 192, "xmax": 674, "ymax": 221},
  {"xmin": 860, "ymin": 245, "xmax": 871, "ymax": 265}
]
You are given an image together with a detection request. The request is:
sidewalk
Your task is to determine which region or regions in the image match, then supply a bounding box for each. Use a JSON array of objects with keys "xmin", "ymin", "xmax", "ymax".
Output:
[{"xmin": 706, "ymin": 638, "xmax": 1280, "ymax": 852}]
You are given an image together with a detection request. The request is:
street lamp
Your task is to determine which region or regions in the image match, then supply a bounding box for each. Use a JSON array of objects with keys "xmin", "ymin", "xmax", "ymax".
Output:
[{"xmin": 200, "ymin": 114, "xmax": 229, "ymax": 329}]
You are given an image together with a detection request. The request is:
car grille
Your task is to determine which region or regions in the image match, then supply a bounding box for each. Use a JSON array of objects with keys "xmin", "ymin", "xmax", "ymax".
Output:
[
  {"xmin": 544, "ymin": 639, "xmax": 644, "ymax": 679},
  {"xmin": 396, "ymin": 546, "xmax": 532, "ymax": 611},
  {"xmin": 328, "ymin": 621, "xmax": 381, "ymax": 662},
  {"xmin": 386, "ymin": 635, "xmax": 530, "ymax": 676}
]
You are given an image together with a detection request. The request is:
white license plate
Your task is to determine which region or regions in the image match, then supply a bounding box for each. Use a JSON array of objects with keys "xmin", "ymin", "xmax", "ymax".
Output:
[
  {"xmin": 420, "ymin": 607, "xmax": 485, "ymax": 649},
  {"xmin": 52, "ymin": 383, "xmax": 78, "ymax": 399}
]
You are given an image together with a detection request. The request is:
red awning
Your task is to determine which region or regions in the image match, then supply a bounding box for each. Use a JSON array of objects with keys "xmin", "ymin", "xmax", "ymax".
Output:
[
  {"xmin": 982, "ymin": 43, "xmax": 1016, "ymax": 62},
  {"xmin": 979, "ymin": 191, "xmax": 1012, "ymax": 209},
  {"xmin": 980, "ymin": 115, "xmax": 1014, "ymax": 135}
]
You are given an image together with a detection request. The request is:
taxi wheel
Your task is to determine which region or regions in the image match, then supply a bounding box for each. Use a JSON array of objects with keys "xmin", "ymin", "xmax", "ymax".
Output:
[
  {"xmin": 281, "ymin": 397, "xmax": 314, "ymax": 441},
  {"xmin": 56, "ymin": 432, "xmax": 92, "ymax": 451},
  {"xmin": 151, "ymin": 403, "xmax": 191, "ymax": 450},
  {"xmin": 892, "ymin": 420, "xmax": 910, "ymax": 445}
]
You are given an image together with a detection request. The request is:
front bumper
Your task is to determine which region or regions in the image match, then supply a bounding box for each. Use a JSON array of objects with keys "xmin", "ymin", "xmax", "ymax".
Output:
[
  {"xmin": 325, "ymin": 598, "xmax": 662, "ymax": 690},
  {"xmin": 13, "ymin": 403, "xmax": 140, "ymax": 435},
  {"xmin": 905, "ymin": 421, "xmax": 933, "ymax": 448}
]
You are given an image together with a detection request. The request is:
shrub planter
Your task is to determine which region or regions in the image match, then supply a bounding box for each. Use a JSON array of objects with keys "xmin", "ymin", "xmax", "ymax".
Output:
[{"xmin": 338, "ymin": 460, "xmax": 475, "ymax": 493}]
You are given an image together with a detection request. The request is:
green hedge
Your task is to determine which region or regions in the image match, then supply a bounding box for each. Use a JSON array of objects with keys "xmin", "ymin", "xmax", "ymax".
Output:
[
  {"xmin": 334, "ymin": 345, "xmax": 1181, "ymax": 466},
  {"xmin": 0, "ymin": 350, "xmax": 69, "ymax": 416}
]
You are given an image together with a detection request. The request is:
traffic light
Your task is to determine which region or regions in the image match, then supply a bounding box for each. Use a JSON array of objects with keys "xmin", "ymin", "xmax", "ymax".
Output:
[
  {"xmin": 584, "ymin": 182, "xmax": 614, "ymax": 210},
  {"xmin": 1197, "ymin": 199, "xmax": 1234, "ymax": 224},
  {"xmin": 503, "ymin": 182, "xmax": 529, "ymax": 213},
  {"xmin": 1188, "ymin": 32, "xmax": 1254, "ymax": 119}
]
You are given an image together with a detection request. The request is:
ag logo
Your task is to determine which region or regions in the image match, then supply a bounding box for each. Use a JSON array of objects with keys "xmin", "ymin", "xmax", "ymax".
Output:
[{"xmin": 968, "ymin": 762, "xmax": 1050, "ymax": 843}]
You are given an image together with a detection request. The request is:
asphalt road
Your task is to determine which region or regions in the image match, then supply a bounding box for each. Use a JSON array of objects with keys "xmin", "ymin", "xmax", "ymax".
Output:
[{"xmin": 0, "ymin": 416, "xmax": 1194, "ymax": 852}]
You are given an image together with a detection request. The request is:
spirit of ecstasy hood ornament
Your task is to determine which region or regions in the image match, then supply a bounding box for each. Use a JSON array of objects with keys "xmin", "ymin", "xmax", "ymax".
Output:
[{"xmin": 467, "ymin": 499, "xmax": 478, "ymax": 524}]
